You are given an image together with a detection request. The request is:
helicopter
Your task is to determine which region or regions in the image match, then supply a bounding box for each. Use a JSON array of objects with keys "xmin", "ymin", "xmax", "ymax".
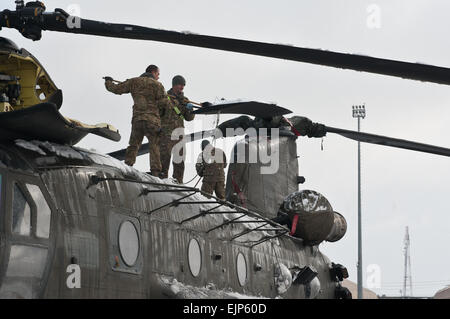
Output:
[{"xmin": 0, "ymin": 1, "xmax": 449, "ymax": 299}]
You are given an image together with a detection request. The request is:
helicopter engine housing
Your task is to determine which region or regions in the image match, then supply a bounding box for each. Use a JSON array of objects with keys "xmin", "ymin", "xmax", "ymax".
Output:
[{"xmin": 225, "ymin": 134, "xmax": 299, "ymax": 219}]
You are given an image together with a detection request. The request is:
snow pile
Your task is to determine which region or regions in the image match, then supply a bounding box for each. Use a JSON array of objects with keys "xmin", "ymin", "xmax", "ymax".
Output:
[
  {"xmin": 15, "ymin": 140, "xmax": 84, "ymax": 160},
  {"xmin": 181, "ymin": 30, "xmax": 199, "ymax": 35},
  {"xmin": 15, "ymin": 139, "xmax": 46, "ymax": 156},
  {"xmin": 36, "ymin": 141, "xmax": 84, "ymax": 160},
  {"xmin": 274, "ymin": 263, "xmax": 292, "ymax": 295},
  {"xmin": 77, "ymin": 148, "xmax": 139, "ymax": 177},
  {"xmin": 210, "ymin": 99, "xmax": 279, "ymax": 107},
  {"xmin": 283, "ymin": 190, "xmax": 332, "ymax": 213},
  {"xmin": 158, "ymin": 275, "xmax": 268, "ymax": 299},
  {"xmin": 212, "ymin": 99, "xmax": 248, "ymax": 106}
]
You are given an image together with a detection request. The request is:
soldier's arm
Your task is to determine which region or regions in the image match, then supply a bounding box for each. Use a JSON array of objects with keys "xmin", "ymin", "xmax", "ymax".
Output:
[
  {"xmin": 156, "ymin": 83, "xmax": 171, "ymax": 116},
  {"xmin": 181, "ymin": 96, "xmax": 196, "ymax": 121},
  {"xmin": 105, "ymin": 79, "xmax": 132, "ymax": 95},
  {"xmin": 158, "ymin": 96, "xmax": 171, "ymax": 118},
  {"xmin": 195, "ymin": 153, "xmax": 204, "ymax": 176}
]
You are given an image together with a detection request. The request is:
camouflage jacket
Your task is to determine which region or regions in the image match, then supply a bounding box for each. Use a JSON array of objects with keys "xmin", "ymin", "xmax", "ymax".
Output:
[
  {"xmin": 196, "ymin": 147, "xmax": 227, "ymax": 182},
  {"xmin": 161, "ymin": 88, "xmax": 195, "ymax": 136},
  {"xmin": 105, "ymin": 76, "xmax": 169, "ymax": 125}
]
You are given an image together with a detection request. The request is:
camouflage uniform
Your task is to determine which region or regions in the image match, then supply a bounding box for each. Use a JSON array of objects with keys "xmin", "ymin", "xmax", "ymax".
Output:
[
  {"xmin": 196, "ymin": 147, "xmax": 227, "ymax": 199},
  {"xmin": 159, "ymin": 88, "xmax": 195, "ymax": 183},
  {"xmin": 105, "ymin": 76, "xmax": 168, "ymax": 175}
]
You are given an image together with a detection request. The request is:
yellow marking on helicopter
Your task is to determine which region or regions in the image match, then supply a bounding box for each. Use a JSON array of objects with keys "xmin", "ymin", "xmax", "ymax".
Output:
[{"xmin": 0, "ymin": 50, "xmax": 58, "ymax": 111}]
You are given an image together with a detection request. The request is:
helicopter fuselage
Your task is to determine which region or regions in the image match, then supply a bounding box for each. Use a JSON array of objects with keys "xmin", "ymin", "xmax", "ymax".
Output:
[{"xmin": 0, "ymin": 140, "xmax": 339, "ymax": 298}]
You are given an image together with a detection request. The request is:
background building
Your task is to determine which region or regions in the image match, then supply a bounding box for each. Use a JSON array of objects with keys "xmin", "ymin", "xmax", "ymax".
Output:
[
  {"xmin": 342, "ymin": 279, "xmax": 378, "ymax": 299},
  {"xmin": 434, "ymin": 286, "xmax": 450, "ymax": 299}
]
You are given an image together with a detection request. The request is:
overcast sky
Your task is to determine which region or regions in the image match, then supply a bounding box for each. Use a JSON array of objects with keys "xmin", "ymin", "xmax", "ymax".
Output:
[{"xmin": 2, "ymin": 0, "xmax": 450, "ymax": 297}]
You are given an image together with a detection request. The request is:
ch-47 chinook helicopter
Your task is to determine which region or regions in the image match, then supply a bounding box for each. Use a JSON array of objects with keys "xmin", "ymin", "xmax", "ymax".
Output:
[{"xmin": 0, "ymin": 1, "xmax": 449, "ymax": 299}]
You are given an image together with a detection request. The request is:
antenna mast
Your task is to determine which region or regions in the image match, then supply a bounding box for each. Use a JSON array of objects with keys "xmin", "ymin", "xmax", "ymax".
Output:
[{"xmin": 403, "ymin": 226, "xmax": 413, "ymax": 297}]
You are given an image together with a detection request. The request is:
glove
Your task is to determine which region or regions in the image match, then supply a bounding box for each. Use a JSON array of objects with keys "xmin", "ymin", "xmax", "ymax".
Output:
[
  {"xmin": 201, "ymin": 101, "xmax": 212, "ymax": 107},
  {"xmin": 186, "ymin": 103, "xmax": 194, "ymax": 110},
  {"xmin": 104, "ymin": 76, "xmax": 113, "ymax": 82}
]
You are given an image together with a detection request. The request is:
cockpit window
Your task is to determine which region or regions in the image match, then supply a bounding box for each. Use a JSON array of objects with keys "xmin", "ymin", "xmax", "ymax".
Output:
[
  {"xmin": 25, "ymin": 184, "xmax": 51, "ymax": 239},
  {"xmin": 11, "ymin": 182, "xmax": 51, "ymax": 239},
  {"xmin": 12, "ymin": 183, "xmax": 31, "ymax": 236}
]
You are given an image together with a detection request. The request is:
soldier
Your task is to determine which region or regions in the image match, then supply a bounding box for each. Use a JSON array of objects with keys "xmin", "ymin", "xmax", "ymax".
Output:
[
  {"xmin": 196, "ymin": 140, "xmax": 227, "ymax": 199},
  {"xmin": 104, "ymin": 65, "xmax": 168, "ymax": 176},
  {"xmin": 141, "ymin": 64, "xmax": 160, "ymax": 80},
  {"xmin": 159, "ymin": 75, "xmax": 195, "ymax": 183}
]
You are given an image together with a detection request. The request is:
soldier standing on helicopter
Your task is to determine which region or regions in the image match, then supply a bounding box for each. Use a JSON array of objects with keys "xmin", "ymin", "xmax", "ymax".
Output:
[
  {"xmin": 104, "ymin": 65, "xmax": 168, "ymax": 176},
  {"xmin": 159, "ymin": 75, "xmax": 195, "ymax": 183},
  {"xmin": 196, "ymin": 140, "xmax": 227, "ymax": 199}
]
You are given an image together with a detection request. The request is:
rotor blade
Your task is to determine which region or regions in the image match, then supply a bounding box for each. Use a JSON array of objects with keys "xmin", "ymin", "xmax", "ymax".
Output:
[
  {"xmin": 326, "ymin": 126, "xmax": 450, "ymax": 157},
  {"xmin": 108, "ymin": 128, "xmax": 219, "ymax": 161},
  {"xmin": 194, "ymin": 101, "xmax": 292, "ymax": 117},
  {"xmin": 108, "ymin": 143, "xmax": 148, "ymax": 161},
  {"xmin": 2, "ymin": 7, "xmax": 450, "ymax": 85}
]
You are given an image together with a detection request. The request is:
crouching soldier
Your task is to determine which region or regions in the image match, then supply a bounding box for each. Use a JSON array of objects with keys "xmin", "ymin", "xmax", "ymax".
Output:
[{"xmin": 196, "ymin": 140, "xmax": 227, "ymax": 199}]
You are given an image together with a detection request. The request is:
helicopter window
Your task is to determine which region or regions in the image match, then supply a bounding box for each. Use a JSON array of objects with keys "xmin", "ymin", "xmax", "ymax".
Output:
[
  {"xmin": 236, "ymin": 252, "xmax": 247, "ymax": 287},
  {"xmin": 188, "ymin": 239, "xmax": 202, "ymax": 277},
  {"xmin": 12, "ymin": 183, "xmax": 31, "ymax": 236},
  {"xmin": 0, "ymin": 245, "xmax": 48, "ymax": 299},
  {"xmin": 108, "ymin": 213, "xmax": 142, "ymax": 274},
  {"xmin": 25, "ymin": 184, "xmax": 51, "ymax": 239},
  {"xmin": 118, "ymin": 221, "xmax": 140, "ymax": 267}
]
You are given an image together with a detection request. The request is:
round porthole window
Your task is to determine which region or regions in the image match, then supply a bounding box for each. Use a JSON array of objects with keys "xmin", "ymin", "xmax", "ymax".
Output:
[
  {"xmin": 188, "ymin": 239, "xmax": 202, "ymax": 277},
  {"xmin": 118, "ymin": 221, "xmax": 140, "ymax": 267},
  {"xmin": 236, "ymin": 252, "xmax": 247, "ymax": 286}
]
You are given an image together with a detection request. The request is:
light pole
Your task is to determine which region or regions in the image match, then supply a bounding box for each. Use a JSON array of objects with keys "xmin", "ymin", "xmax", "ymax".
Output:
[{"xmin": 352, "ymin": 104, "xmax": 366, "ymax": 299}]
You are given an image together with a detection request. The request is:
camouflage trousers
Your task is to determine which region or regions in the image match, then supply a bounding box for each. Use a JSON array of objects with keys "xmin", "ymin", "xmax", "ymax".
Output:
[
  {"xmin": 159, "ymin": 134, "xmax": 185, "ymax": 183},
  {"xmin": 201, "ymin": 180, "xmax": 225, "ymax": 200},
  {"xmin": 125, "ymin": 120, "xmax": 161, "ymax": 175}
]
